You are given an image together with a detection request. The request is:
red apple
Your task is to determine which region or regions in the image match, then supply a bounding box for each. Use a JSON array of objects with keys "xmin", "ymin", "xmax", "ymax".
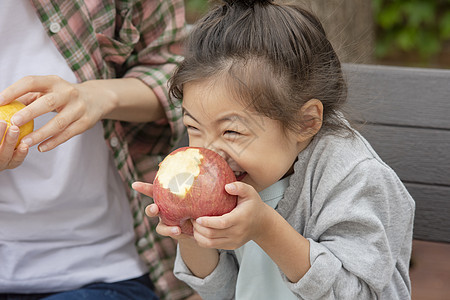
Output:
[{"xmin": 153, "ymin": 147, "xmax": 237, "ymax": 235}]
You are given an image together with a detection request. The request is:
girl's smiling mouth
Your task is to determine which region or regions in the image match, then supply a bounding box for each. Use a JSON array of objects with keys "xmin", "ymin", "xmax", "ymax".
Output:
[{"xmin": 233, "ymin": 171, "xmax": 247, "ymax": 181}]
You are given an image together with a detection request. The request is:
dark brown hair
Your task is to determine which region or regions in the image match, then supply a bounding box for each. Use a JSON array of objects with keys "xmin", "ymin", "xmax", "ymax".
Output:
[{"xmin": 170, "ymin": 0, "xmax": 348, "ymax": 133}]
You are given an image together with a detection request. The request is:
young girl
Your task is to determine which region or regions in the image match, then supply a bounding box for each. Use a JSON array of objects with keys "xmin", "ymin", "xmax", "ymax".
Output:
[{"xmin": 133, "ymin": 0, "xmax": 415, "ymax": 298}]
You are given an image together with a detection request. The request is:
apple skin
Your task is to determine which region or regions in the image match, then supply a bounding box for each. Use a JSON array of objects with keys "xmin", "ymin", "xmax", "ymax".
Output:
[{"xmin": 153, "ymin": 147, "xmax": 237, "ymax": 235}]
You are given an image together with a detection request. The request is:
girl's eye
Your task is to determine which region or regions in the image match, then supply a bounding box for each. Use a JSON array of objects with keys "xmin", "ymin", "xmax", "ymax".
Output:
[
  {"xmin": 186, "ymin": 125, "xmax": 199, "ymax": 131},
  {"xmin": 224, "ymin": 130, "xmax": 241, "ymax": 136}
]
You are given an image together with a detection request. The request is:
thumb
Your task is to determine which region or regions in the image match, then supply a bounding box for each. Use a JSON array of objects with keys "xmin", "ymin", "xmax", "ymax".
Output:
[
  {"xmin": 225, "ymin": 181, "xmax": 257, "ymax": 199},
  {"xmin": 145, "ymin": 204, "xmax": 160, "ymax": 217}
]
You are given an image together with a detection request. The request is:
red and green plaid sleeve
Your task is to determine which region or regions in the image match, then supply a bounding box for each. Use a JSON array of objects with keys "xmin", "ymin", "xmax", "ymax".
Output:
[{"xmin": 31, "ymin": 1, "xmax": 192, "ymax": 299}]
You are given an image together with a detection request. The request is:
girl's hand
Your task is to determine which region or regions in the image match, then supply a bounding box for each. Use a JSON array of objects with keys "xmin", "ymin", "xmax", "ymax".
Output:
[
  {"xmin": 0, "ymin": 75, "xmax": 114, "ymax": 152},
  {"xmin": 192, "ymin": 182, "xmax": 273, "ymax": 250},
  {"xmin": 132, "ymin": 181, "xmax": 193, "ymax": 240},
  {"xmin": 0, "ymin": 123, "xmax": 29, "ymax": 171}
]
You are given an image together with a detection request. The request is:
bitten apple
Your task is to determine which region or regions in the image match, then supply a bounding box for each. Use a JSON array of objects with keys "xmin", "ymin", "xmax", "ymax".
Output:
[{"xmin": 153, "ymin": 147, "xmax": 237, "ymax": 235}]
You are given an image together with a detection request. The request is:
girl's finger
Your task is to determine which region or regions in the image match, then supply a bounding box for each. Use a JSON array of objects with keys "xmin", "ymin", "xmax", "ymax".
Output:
[
  {"xmin": 195, "ymin": 214, "xmax": 233, "ymax": 231},
  {"xmin": 156, "ymin": 222, "xmax": 182, "ymax": 237},
  {"xmin": 193, "ymin": 230, "xmax": 231, "ymax": 249},
  {"xmin": 145, "ymin": 204, "xmax": 159, "ymax": 217},
  {"xmin": 132, "ymin": 181, "xmax": 154, "ymax": 198},
  {"xmin": 225, "ymin": 181, "xmax": 257, "ymax": 198},
  {"xmin": 192, "ymin": 219, "xmax": 229, "ymax": 239}
]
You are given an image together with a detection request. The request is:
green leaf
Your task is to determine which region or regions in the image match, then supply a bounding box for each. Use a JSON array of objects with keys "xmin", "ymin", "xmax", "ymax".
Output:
[
  {"xmin": 397, "ymin": 28, "xmax": 416, "ymax": 51},
  {"xmin": 440, "ymin": 11, "xmax": 450, "ymax": 39},
  {"xmin": 418, "ymin": 31, "xmax": 441, "ymax": 57},
  {"xmin": 377, "ymin": 3, "xmax": 402, "ymax": 29},
  {"xmin": 403, "ymin": 1, "xmax": 435, "ymax": 27}
]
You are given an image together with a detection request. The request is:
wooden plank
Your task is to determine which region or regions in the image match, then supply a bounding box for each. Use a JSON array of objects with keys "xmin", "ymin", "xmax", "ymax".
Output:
[
  {"xmin": 357, "ymin": 124, "xmax": 450, "ymax": 186},
  {"xmin": 407, "ymin": 183, "xmax": 450, "ymax": 243},
  {"xmin": 343, "ymin": 64, "xmax": 450, "ymax": 130}
]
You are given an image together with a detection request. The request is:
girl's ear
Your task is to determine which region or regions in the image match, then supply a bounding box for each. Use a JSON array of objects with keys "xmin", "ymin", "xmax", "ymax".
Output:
[{"xmin": 297, "ymin": 98, "xmax": 323, "ymax": 141}]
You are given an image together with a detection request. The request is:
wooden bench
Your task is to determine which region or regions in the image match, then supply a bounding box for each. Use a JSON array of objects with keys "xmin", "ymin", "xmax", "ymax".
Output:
[{"xmin": 343, "ymin": 63, "xmax": 450, "ymax": 244}]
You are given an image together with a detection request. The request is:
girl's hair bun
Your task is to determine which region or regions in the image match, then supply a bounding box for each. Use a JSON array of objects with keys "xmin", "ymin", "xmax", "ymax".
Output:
[{"xmin": 222, "ymin": 0, "xmax": 274, "ymax": 8}]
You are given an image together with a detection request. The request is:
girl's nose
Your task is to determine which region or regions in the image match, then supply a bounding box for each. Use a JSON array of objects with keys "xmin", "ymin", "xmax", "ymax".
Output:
[{"xmin": 205, "ymin": 144, "xmax": 228, "ymax": 161}]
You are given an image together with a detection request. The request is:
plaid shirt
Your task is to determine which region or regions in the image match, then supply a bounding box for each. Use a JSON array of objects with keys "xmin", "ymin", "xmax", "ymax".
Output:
[{"xmin": 30, "ymin": 0, "xmax": 191, "ymax": 299}]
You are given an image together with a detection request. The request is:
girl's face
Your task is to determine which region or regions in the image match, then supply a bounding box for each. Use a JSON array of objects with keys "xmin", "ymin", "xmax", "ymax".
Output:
[{"xmin": 182, "ymin": 80, "xmax": 312, "ymax": 192}]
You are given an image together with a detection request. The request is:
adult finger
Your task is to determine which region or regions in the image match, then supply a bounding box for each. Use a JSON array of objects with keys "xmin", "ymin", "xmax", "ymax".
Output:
[
  {"xmin": 11, "ymin": 93, "xmax": 68, "ymax": 128},
  {"xmin": 15, "ymin": 92, "xmax": 42, "ymax": 106},
  {"xmin": 35, "ymin": 115, "xmax": 89, "ymax": 152},
  {"xmin": 0, "ymin": 125, "xmax": 20, "ymax": 169},
  {"xmin": 20, "ymin": 104, "xmax": 84, "ymax": 150},
  {"xmin": 0, "ymin": 75, "xmax": 59, "ymax": 106},
  {"xmin": 7, "ymin": 144, "xmax": 29, "ymax": 169}
]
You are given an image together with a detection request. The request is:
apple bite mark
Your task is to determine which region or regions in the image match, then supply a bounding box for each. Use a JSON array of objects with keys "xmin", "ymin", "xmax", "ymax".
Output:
[{"xmin": 156, "ymin": 148, "xmax": 202, "ymax": 197}]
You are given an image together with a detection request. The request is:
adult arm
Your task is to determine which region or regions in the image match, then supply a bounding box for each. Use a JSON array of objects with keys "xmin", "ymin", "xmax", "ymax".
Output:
[
  {"xmin": 0, "ymin": 76, "xmax": 163, "ymax": 152},
  {"xmin": 0, "ymin": 0, "xmax": 186, "ymax": 153}
]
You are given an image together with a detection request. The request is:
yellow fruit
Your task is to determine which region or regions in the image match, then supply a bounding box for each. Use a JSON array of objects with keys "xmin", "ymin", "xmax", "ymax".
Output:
[{"xmin": 0, "ymin": 100, "xmax": 34, "ymax": 148}]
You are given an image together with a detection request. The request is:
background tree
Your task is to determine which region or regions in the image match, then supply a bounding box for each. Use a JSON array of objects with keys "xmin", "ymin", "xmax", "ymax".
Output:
[{"xmin": 294, "ymin": 0, "xmax": 375, "ymax": 64}]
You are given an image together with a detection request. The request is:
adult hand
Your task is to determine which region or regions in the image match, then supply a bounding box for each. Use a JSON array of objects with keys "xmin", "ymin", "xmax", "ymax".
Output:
[
  {"xmin": 0, "ymin": 75, "xmax": 113, "ymax": 152},
  {"xmin": 0, "ymin": 122, "xmax": 29, "ymax": 171}
]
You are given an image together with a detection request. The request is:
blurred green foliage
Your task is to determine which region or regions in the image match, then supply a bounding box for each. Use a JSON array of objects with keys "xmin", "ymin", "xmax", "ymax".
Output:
[
  {"xmin": 373, "ymin": 0, "xmax": 450, "ymax": 59},
  {"xmin": 185, "ymin": 0, "xmax": 450, "ymax": 61},
  {"xmin": 185, "ymin": 0, "xmax": 210, "ymax": 22},
  {"xmin": 185, "ymin": 0, "xmax": 209, "ymax": 12}
]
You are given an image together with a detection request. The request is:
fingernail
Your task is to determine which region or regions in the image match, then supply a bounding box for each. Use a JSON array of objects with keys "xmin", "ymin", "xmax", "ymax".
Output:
[
  {"xmin": 171, "ymin": 227, "xmax": 180, "ymax": 235},
  {"xmin": 9, "ymin": 125, "xmax": 19, "ymax": 133},
  {"xmin": 225, "ymin": 183, "xmax": 236, "ymax": 192},
  {"xmin": 18, "ymin": 145, "xmax": 28, "ymax": 153},
  {"xmin": 11, "ymin": 115, "xmax": 23, "ymax": 126},
  {"xmin": 38, "ymin": 144, "xmax": 48, "ymax": 152},
  {"xmin": 196, "ymin": 218, "xmax": 203, "ymax": 225},
  {"xmin": 21, "ymin": 137, "xmax": 32, "ymax": 146},
  {"xmin": 0, "ymin": 94, "xmax": 5, "ymax": 105}
]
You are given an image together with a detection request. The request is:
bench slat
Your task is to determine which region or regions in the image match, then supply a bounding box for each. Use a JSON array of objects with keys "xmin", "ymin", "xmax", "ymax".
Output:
[
  {"xmin": 344, "ymin": 64, "xmax": 450, "ymax": 130},
  {"xmin": 358, "ymin": 124, "xmax": 450, "ymax": 186},
  {"xmin": 407, "ymin": 183, "xmax": 450, "ymax": 243}
]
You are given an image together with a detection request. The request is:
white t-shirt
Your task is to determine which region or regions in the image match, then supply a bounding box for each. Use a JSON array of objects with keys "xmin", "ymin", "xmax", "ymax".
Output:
[
  {"xmin": 234, "ymin": 176, "xmax": 297, "ymax": 300},
  {"xmin": 0, "ymin": 1, "xmax": 147, "ymax": 293}
]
